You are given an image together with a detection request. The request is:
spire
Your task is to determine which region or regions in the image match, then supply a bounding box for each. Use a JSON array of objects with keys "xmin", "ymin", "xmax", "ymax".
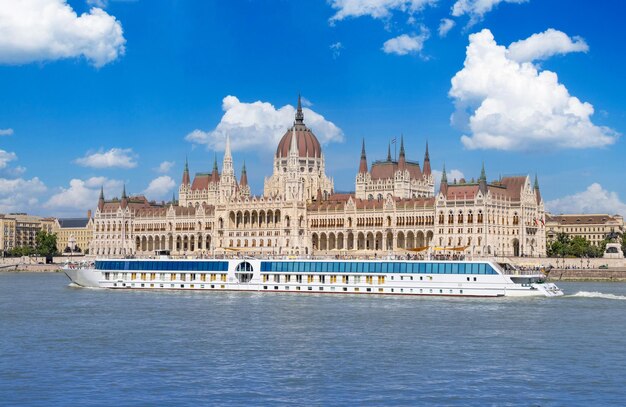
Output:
[
  {"xmin": 171, "ymin": 191, "xmax": 176, "ymax": 205},
  {"xmin": 98, "ymin": 186, "xmax": 105, "ymax": 211},
  {"xmin": 479, "ymin": 162, "xmax": 486, "ymax": 182},
  {"xmin": 398, "ymin": 135, "xmax": 406, "ymax": 169},
  {"xmin": 211, "ymin": 154, "xmax": 220, "ymax": 183},
  {"xmin": 387, "ymin": 142, "xmax": 392, "ymax": 162},
  {"xmin": 120, "ymin": 184, "xmax": 128, "ymax": 209},
  {"xmin": 290, "ymin": 127, "xmax": 299, "ymax": 156},
  {"xmin": 295, "ymin": 94, "xmax": 304, "ymax": 125},
  {"xmin": 224, "ymin": 134, "xmax": 232, "ymax": 160},
  {"xmin": 423, "ymin": 141, "xmax": 431, "ymax": 176},
  {"xmin": 359, "ymin": 138, "xmax": 368, "ymax": 174},
  {"xmin": 440, "ymin": 164, "xmax": 448, "ymax": 196},
  {"xmin": 240, "ymin": 161, "xmax": 248, "ymax": 187},
  {"xmin": 534, "ymin": 174, "xmax": 542, "ymax": 204},
  {"xmin": 478, "ymin": 162, "xmax": 487, "ymax": 194},
  {"xmin": 182, "ymin": 156, "xmax": 190, "ymax": 185}
]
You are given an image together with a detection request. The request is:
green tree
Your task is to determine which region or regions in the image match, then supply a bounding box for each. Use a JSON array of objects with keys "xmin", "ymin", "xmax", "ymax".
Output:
[{"xmin": 35, "ymin": 230, "xmax": 58, "ymax": 258}]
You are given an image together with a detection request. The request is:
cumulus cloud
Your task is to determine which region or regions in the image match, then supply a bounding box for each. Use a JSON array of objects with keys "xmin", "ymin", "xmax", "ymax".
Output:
[
  {"xmin": 0, "ymin": 177, "xmax": 47, "ymax": 213},
  {"xmin": 75, "ymin": 148, "xmax": 137, "ymax": 168},
  {"xmin": 451, "ymin": 0, "xmax": 527, "ymax": 21},
  {"xmin": 382, "ymin": 27, "xmax": 430, "ymax": 55},
  {"xmin": 328, "ymin": 0, "xmax": 436, "ymax": 22},
  {"xmin": 546, "ymin": 183, "xmax": 626, "ymax": 217},
  {"xmin": 143, "ymin": 176, "xmax": 175, "ymax": 200},
  {"xmin": 0, "ymin": 150, "xmax": 17, "ymax": 169},
  {"xmin": 432, "ymin": 168, "xmax": 465, "ymax": 187},
  {"xmin": 0, "ymin": 128, "xmax": 14, "ymax": 136},
  {"xmin": 45, "ymin": 176, "xmax": 122, "ymax": 214},
  {"xmin": 507, "ymin": 28, "xmax": 589, "ymax": 63},
  {"xmin": 155, "ymin": 160, "xmax": 175, "ymax": 173},
  {"xmin": 438, "ymin": 18, "xmax": 455, "ymax": 37},
  {"xmin": 0, "ymin": 0, "xmax": 126, "ymax": 67},
  {"xmin": 185, "ymin": 95, "xmax": 344, "ymax": 152},
  {"xmin": 449, "ymin": 29, "xmax": 618, "ymax": 151}
]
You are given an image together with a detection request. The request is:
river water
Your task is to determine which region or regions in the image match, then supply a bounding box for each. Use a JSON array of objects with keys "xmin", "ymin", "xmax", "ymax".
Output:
[{"xmin": 1, "ymin": 272, "xmax": 625, "ymax": 406}]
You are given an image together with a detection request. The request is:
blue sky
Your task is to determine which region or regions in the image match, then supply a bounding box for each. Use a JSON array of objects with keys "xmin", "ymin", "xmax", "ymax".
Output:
[{"xmin": 0, "ymin": 0, "xmax": 625, "ymax": 217}]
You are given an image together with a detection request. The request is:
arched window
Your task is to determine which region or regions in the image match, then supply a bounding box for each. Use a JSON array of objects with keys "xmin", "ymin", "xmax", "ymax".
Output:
[{"xmin": 235, "ymin": 261, "xmax": 254, "ymax": 283}]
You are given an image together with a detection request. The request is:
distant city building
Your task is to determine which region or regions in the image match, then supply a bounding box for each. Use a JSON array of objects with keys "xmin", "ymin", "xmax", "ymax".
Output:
[
  {"xmin": 52, "ymin": 213, "xmax": 94, "ymax": 254},
  {"xmin": 90, "ymin": 96, "xmax": 547, "ymax": 258},
  {"xmin": 546, "ymin": 214, "xmax": 624, "ymax": 247},
  {"xmin": 0, "ymin": 213, "xmax": 55, "ymax": 253}
]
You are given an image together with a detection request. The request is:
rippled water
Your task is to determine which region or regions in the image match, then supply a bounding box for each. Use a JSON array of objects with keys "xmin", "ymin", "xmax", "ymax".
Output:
[{"xmin": 1, "ymin": 273, "xmax": 625, "ymax": 406}]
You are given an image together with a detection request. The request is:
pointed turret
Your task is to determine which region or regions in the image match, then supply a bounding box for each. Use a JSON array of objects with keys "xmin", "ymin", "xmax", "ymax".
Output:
[
  {"xmin": 423, "ymin": 141, "xmax": 431, "ymax": 176},
  {"xmin": 398, "ymin": 135, "xmax": 406, "ymax": 169},
  {"xmin": 224, "ymin": 134, "xmax": 232, "ymax": 160},
  {"xmin": 534, "ymin": 174, "xmax": 542, "ymax": 204},
  {"xmin": 120, "ymin": 184, "xmax": 128, "ymax": 209},
  {"xmin": 359, "ymin": 139, "xmax": 368, "ymax": 174},
  {"xmin": 478, "ymin": 162, "xmax": 487, "ymax": 194},
  {"xmin": 387, "ymin": 142, "xmax": 392, "ymax": 162},
  {"xmin": 171, "ymin": 191, "xmax": 177, "ymax": 206},
  {"xmin": 98, "ymin": 186, "xmax": 105, "ymax": 211},
  {"xmin": 295, "ymin": 94, "xmax": 304, "ymax": 125},
  {"xmin": 211, "ymin": 155, "xmax": 220, "ymax": 184},
  {"xmin": 440, "ymin": 164, "xmax": 448, "ymax": 196},
  {"xmin": 182, "ymin": 157, "xmax": 190, "ymax": 185},
  {"xmin": 240, "ymin": 162, "xmax": 248, "ymax": 187}
]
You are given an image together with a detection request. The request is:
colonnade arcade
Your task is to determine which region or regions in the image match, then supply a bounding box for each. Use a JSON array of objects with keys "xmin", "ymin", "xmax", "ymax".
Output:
[{"xmin": 312, "ymin": 230, "xmax": 434, "ymax": 252}]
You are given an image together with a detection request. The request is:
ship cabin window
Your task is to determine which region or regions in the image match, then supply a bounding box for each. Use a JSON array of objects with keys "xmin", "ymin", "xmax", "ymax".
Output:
[{"xmin": 254, "ymin": 261, "xmax": 497, "ymax": 275}]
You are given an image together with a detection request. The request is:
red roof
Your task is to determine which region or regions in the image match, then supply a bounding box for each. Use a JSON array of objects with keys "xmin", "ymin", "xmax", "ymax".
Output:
[
  {"xmin": 276, "ymin": 125, "xmax": 322, "ymax": 158},
  {"xmin": 370, "ymin": 160, "xmax": 422, "ymax": 180}
]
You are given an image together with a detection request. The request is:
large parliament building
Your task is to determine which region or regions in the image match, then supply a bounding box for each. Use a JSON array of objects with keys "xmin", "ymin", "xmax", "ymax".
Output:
[{"xmin": 91, "ymin": 97, "xmax": 547, "ymax": 258}]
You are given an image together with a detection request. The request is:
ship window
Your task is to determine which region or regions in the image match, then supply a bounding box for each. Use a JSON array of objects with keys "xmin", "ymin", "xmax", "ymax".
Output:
[
  {"xmin": 235, "ymin": 261, "xmax": 254, "ymax": 283},
  {"xmin": 425, "ymin": 263, "xmax": 432, "ymax": 273}
]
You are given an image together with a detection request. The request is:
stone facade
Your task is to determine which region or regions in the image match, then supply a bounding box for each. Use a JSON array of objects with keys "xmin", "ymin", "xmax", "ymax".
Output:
[
  {"xmin": 90, "ymin": 96, "xmax": 547, "ymax": 258},
  {"xmin": 52, "ymin": 215, "xmax": 94, "ymax": 254},
  {"xmin": 0, "ymin": 213, "xmax": 55, "ymax": 253},
  {"xmin": 546, "ymin": 213, "xmax": 624, "ymax": 247}
]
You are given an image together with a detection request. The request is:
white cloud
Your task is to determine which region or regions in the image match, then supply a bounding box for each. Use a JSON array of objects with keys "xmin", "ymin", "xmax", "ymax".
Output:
[
  {"xmin": 382, "ymin": 27, "xmax": 430, "ymax": 55},
  {"xmin": 155, "ymin": 160, "xmax": 175, "ymax": 174},
  {"xmin": 330, "ymin": 42, "xmax": 343, "ymax": 59},
  {"xmin": 75, "ymin": 148, "xmax": 137, "ymax": 168},
  {"xmin": 143, "ymin": 176, "xmax": 175, "ymax": 200},
  {"xmin": 328, "ymin": 0, "xmax": 436, "ymax": 22},
  {"xmin": 451, "ymin": 0, "xmax": 527, "ymax": 21},
  {"xmin": 0, "ymin": 150, "xmax": 17, "ymax": 169},
  {"xmin": 449, "ymin": 29, "xmax": 618, "ymax": 151},
  {"xmin": 438, "ymin": 18, "xmax": 455, "ymax": 37},
  {"xmin": 185, "ymin": 95, "xmax": 344, "ymax": 152},
  {"xmin": 87, "ymin": 0, "xmax": 108, "ymax": 7},
  {"xmin": 507, "ymin": 28, "xmax": 589, "ymax": 63},
  {"xmin": 45, "ymin": 176, "xmax": 122, "ymax": 214},
  {"xmin": 0, "ymin": 0, "xmax": 126, "ymax": 67},
  {"xmin": 432, "ymin": 168, "xmax": 465, "ymax": 187},
  {"xmin": 0, "ymin": 128, "xmax": 14, "ymax": 136},
  {"xmin": 0, "ymin": 177, "xmax": 47, "ymax": 213},
  {"xmin": 546, "ymin": 183, "xmax": 626, "ymax": 217}
]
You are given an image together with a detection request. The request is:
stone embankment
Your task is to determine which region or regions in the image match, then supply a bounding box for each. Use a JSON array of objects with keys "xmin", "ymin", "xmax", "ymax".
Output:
[{"xmin": 548, "ymin": 268, "xmax": 626, "ymax": 282}]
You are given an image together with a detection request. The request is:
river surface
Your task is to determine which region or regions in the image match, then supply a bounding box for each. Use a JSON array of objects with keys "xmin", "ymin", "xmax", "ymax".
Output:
[{"xmin": 1, "ymin": 272, "xmax": 625, "ymax": 406}]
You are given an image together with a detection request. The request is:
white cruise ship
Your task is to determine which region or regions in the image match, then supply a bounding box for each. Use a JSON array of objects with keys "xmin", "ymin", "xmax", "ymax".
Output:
[{"xmin": 63, "ymin": 253, "xmax": 563, "ymax": 297}]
